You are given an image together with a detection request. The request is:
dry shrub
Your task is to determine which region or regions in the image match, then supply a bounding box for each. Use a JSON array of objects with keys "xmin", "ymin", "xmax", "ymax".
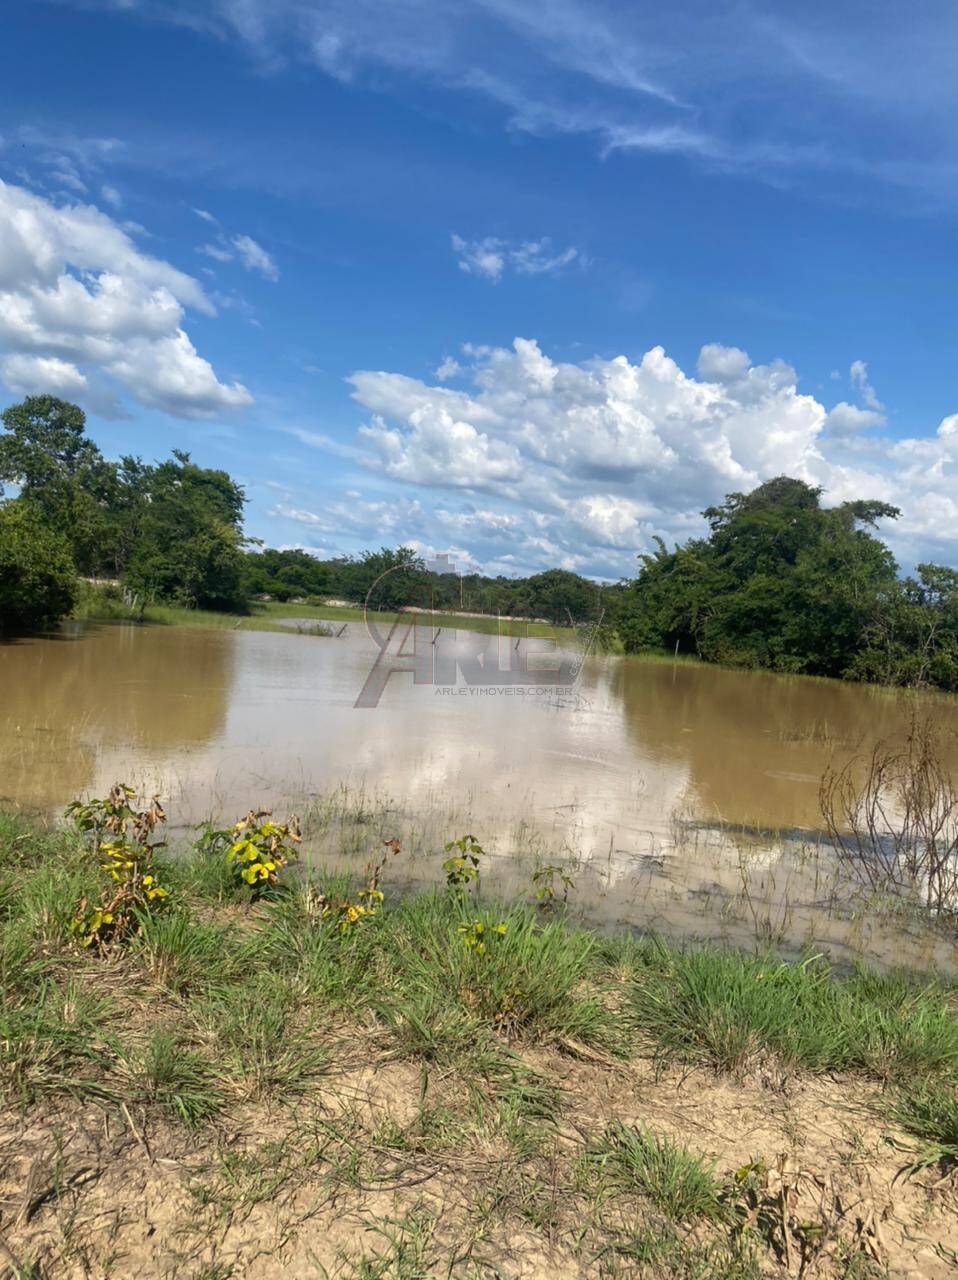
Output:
[{"xmin": 820, "ymin": 714, "xmax": 958, "ymax": 916}]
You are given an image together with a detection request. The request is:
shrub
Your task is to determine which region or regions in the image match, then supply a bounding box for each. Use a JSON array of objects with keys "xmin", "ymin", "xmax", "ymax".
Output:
[
  {"xmin": 225, "ymin": 810, "xmax": 301, "ymax": 897},
  {"xmin": 66, "ymin": 784, "xmax": 170, "ymax": 950}
]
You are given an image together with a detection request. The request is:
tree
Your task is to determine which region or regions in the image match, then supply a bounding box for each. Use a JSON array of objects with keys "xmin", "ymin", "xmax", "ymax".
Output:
[
  {"xmin": 124, "ymin": 453, "xmax": 247, "ymax": 611},
  {"xmin": 523, "ymin": 569, "xmax": 600, "ymax": 624},
  {"xmin": 331, "ymin": 547, "xmax": 427, "ymax": 610},
  {"xmin": 613, "ymin": 476, "xmax": 907, "ymax": 679},
  {"xmin": 0, "ymin": 395, "xmax": 124, "ymax": 576},
  {"xmin": 0, "ymin": 501, "xmax": 77, "ymax": 632}
]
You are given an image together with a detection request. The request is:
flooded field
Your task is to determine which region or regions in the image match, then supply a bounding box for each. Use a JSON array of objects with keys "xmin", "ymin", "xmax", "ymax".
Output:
[{"xmin": 3, "ymin": 620, "xmax": 957, "ymax": 970}]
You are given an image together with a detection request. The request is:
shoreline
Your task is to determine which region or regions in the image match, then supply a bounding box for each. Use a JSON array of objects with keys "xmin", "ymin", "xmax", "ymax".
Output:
[{"xmin": 2, "ymin": 806, "xmax": 957, "ymax": 1277}]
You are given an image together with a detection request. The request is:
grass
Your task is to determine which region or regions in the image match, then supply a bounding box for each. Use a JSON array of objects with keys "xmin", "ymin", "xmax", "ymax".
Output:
[
  {"xmin": 892, "ymin": 1080, "xmax": 958, "ymax": 1167},
  {"xmin": 625, "ymin": 936, "xmax": 958, "ymax": 1082},
  {"xmin": 72, "ymin": 585, "xmax": 580, "ymax": 644},
  {"xmin": 2, "ymin": 806, "xmax": 958, "ymax": 1275},
  {"xmin": 592, "ymin": 1121, "xmax": 725, "ymax": 1220}
]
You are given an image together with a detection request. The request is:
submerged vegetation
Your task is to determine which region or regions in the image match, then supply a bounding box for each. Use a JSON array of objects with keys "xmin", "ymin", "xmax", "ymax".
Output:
[{"xmin": 1, "ymin": 792, "xmax": 957, "ymax": 1275}]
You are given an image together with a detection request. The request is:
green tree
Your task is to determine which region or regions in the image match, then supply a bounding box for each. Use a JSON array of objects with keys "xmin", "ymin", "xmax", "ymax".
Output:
[
  {"xmin": 0, "ymin": 395, "xmax": 125, "ymax": 577},
  {"xmin": 0, "ymin": 501, "xmax": 77, "ymax": 632},
  {"xmin": 612, "ymin": 476, "xmax": 907, "ymax": 680},
  {"xmin": 124, "ymin": 452, "xmax": 247, "ymax": 610},
  {"xmin": 331, "ymin": 547, "xmax": 426, "ymax": 610}
]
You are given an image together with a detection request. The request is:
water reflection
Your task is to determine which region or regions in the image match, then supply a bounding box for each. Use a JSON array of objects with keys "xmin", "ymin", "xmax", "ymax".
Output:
[
  {"xmin": 3, "ymin": 621, "xmax": 957, "ymax": 970},
  {"xmin": 4, "ymin": 620, "xmax": 957, "ymax": 837},
  {"xmin": 0, "ymin": 622, "xmax": 234, "ymax": 806}
]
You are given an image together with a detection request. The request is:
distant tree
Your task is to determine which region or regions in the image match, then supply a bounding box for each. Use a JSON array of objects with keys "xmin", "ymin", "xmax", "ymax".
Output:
[
  {"xmin": 330, "ymin": 547, "xmax": 427, "ymax": 610},
  {"xmin": 523, "ymin": 568, "xmax": 600, "ymax": 624},
  {"xmin": 0, "ymin": 501, "xmax": 77, "ymax": 632}
]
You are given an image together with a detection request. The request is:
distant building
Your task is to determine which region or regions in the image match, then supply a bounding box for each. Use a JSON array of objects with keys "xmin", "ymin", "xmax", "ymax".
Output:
[{"xmin": 425, "ymin": 551, "xmax": 457, "ymax": 575}]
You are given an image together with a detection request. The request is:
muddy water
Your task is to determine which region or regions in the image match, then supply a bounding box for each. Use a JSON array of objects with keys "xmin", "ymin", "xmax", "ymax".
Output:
[{"xmin": 2, "ymin": 621, "xmax": 956, "ymax": 968}]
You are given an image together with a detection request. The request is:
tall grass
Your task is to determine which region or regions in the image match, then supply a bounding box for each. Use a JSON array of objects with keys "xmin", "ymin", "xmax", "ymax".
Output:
[{"xmin": 626, "ymin": 937, "xmax": 958, "ymax": 1080}]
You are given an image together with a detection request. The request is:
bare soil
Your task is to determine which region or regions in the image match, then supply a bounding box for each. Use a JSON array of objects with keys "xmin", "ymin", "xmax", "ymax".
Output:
[{"xmin": 1, "ymin": 1044, "xmax": 955, "ymax": 1279}]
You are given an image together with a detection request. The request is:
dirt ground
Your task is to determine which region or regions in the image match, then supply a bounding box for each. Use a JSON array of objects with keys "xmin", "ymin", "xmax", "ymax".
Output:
[{"xmin": 1, "ymin": 1047, "xmax": 955, "ymax": 1279}]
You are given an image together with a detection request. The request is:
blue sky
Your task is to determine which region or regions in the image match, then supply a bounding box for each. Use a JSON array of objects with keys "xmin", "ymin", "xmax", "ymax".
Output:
[{"xmin": 1, "ymin": 0, "xmax": 956, "ymax": 578}]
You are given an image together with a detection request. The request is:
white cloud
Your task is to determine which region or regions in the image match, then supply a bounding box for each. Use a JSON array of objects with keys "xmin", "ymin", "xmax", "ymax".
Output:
[
  {"xmin": 451, "ymin": 234, "xmax": 579, "ymax": 282},
  {"xmin": 0, "ymin": 179, "xmax": 251, "ymax": 418},
  {"xmin": 329, "ymin": 337, "xmax": 958, "ymax": 575},
  {"xmin": 435, "ymin": 355, "xmax": 462, "ymax": 381},
  {"xmin": 0, "ymin": 353, "xmax": 88, "ymax": 398},
  {"xmin": 849, "ymin": 358, "xmax": 885, "ymax": 413},
  {"xmin": 697, "ymin": 343, "xmax": 751, "ymax": 382},
  {"xmin": 824, "ymin": 402, "xmax": 884, "ymax": 437},
  {"xmin": 232, "ymin": 233, "xmax": 279, "ymax": 281},
  {"xmin": 100, "ymin": 184, "xmax": 122, "ymax": 209},
  {"xmin": 452, "ymin": 235, "xmax": 505, "ymax": 281},
  {"xmin": 0, "ymin": 352, "xmax": 124, "ymax": 418},
  {"xmin": 73, "ymin": 1, "xmax": 958, "ymax": 205},
  {"xmin": 195, "ymin": 228, "xmax": 279, "ymax": 281},
  {"xmin": 199, "ymin": 242, "xmax": 234, "ymax": 263}
]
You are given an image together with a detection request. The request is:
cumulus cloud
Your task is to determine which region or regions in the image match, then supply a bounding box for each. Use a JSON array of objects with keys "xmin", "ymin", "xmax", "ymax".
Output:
[
  {"xmin": 435, "ymin": 355, "xmax": 462, "ymax": 381},
  {"xmin": 0, "ymin": 353, "xmax": 89, "ymax": 399},
  {"xmin": 697, "ymin": 343, "xmax": 750, "ymax": 382},
  {"xmin": 824, "ymin": 401, "xmax": 884, "ymax": 437},
  {"xmin": 300, "ymin": 337, "xmax": 958, "ymax": 576},
  {"xmin": 0, "ymin": 179, "xmax": 251, "ymax": 418},
  {"xmin": 451, "ymin": 235, "xmax": 579, "ymax": 282}
]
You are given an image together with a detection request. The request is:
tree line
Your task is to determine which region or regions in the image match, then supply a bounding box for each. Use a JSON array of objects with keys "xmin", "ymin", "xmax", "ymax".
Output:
[
  {"xmin": 605, "ymin": 475, "xmax": 958, "ymax": 690},
  {"xmin": 0, "ymin": 396, "xmax": 601, "ymax": 632},
  {"xmin": 2, "ymin": 396, "xmax": 956, "ymax": 693}
]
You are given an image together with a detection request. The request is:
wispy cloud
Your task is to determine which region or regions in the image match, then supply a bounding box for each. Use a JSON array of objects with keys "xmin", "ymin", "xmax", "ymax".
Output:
[
  {"xmin": 195, "ymin": 224, "xmax": 279, "ymax": 280},
  {"xmin": 232, "ymin": 233, "xmax": 279, "ymax": 281},
  {"xmin": 72, "ymin": 0, "xmax": 958, "ymax": 207},
  {"xmin": 451, "ymin": 234, "xmax": 579, "ymax": 282}
]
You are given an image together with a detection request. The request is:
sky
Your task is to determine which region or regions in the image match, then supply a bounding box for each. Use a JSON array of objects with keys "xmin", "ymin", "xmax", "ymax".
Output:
[{"xmin": 1, "ymin": 0, "xmax": 956, "ymax": 580}]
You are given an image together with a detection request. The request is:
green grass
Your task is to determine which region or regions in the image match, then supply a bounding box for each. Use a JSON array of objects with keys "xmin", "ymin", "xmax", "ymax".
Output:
[
  {"xmin": 3, "ymin": 808, "xmax": 958, "ymax": 1116},
  {"xmin": 72, "ymin": 585, "xmax": 580, "ymax": 643},
  {"xmin": 892, "ymin": 1080, "xmax": 958, "ymax": 1165},
  {"xmin": 114, "ymin": 1029, "xmax": 223, "ymax": 1125},
  {"xmin": 592, "ymin": 1121, "xmax": 726, "ymax": 1221},
  {"xmin": 624, "ymin": 936, "xmax": 958, "ymax": 1081},
  {"xmin": 2, "ymin": 807, "xmax": 954, "ymax": 1277}
]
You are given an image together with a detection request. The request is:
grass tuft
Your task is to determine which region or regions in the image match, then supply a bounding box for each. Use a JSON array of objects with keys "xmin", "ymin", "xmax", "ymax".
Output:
[{"xmin": 592, "ymin": 1121, "xmax": 726, "ymax": 1221}]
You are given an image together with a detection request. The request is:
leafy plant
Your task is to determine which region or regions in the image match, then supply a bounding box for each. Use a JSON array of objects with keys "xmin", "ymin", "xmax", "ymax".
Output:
[
  {"xmin": 308, "ymin": 837, "xmax": 401, "ymax": 933},
  {"xmin": 457, "ymin": 919, "xmax": 507, "ymax": 956},
  {"xmin": 442, "ymin": 834, "xmax": 484, "ymax": 896},
  {"xmin": 531, "ymin": 861, "xmax": 574, "ymax": 912},
  {"xmin": 66, "ymin": 784, "xmax": 170, "ymax": 951},
  {"xmin": 226, "ymin": 810, "xmax": 301, "ymax": 896}
]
